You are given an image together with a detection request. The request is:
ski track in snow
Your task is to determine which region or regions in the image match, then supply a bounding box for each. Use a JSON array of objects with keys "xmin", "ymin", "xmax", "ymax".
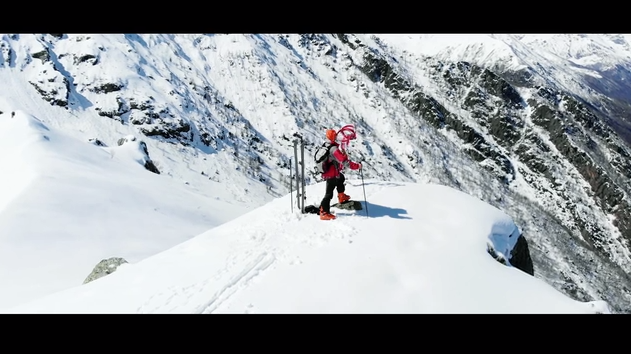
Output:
[
  {"xmin": 197, "ymin": 204, "xmax": 362, "ymax": 313},
  {"xmin": 198, "ymin": 252, "xmax": 276, "ymax": 314},
  {"xmin": 135, "ymin": 199, "xmax": 363, "ymax": 314}
]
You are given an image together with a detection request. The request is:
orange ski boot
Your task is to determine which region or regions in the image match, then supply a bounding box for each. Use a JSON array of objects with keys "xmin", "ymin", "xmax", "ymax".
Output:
[
  {"xmin": 338, "ymin": 192, "xmax": 351, "ymax": 204},
  {"xmin": 320, "ymin": 206, "xmax": 336, "ymax": 220}
]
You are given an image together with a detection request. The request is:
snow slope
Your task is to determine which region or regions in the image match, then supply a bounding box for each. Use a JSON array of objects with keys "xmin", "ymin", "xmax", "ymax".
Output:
[
  {"xmin": 2, "ymin": 181, "xmax": 610, "ymax": 314},
  {"xmin": 0, "ymin": 103, "xmax": 249, "ymax": 309}
]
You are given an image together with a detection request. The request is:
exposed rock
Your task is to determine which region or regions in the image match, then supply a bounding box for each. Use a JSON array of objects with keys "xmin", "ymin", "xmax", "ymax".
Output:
[
  {"xmin": 138, "ymin": 117, "xmax": 192, "ymax": 142},
  {"xmin": 558, "ymin": 270, "xmax": 594, "ymax": 303},
  {"xmin": 487, "ymin": 243, "xmax": 508, "ymax": 265},
  {"xmin": 509, "ymin": 234, "xmax": 535, "ymax": 276},
  {"xmin": 528, "ymin": 101, "xmax": 630, "ymax": 250},
  {"xmin": 1, "ymin": 40, "xmax": 12, "ymax": 67},
  {"xmin": 117, "ymin": 135, "xmax": 160, "ymax": 174},
  {"xmin": 29, "ymin": 81, "xmax": 68, "ymax": 108},
  {"xmin": 487, "ymin": 233, "xmax": 535, "ymax": 277},
  {"xmin": 93, "ymin": 96, "xmax": 131, "ymax": 123},
  {"xmin": 74, "ymin": 54, "xmax": 98, "ymax": 65},
  {"xmin": 117, "ymin": 135, "xmax": 136, "ymax": 146},
  {"xmin": 128, "ymin": 97, "xmax": 154, "ymax": 111},
  {"xmin": 129, "ymin": 111, "xmax": 150, "ymax": 125},
  {"xmin": 83, "ymin": 257, "xmax": 128, "ymax": 284},
  {"xmin": 92, "ymin": 82, "xmax": 123, "ymax": 94},
  {"xmin": 473, "ymin": 66, "xmax": 524, "ymax": 108},
  {"xmin": 27, "ymin": 59, "xmax": 70, "ymax": 108},
  {"xmin": 88, "ymin": 138, "xmax": 106, "ymax": 146},
  {"xmin": 500, "ymin": 68, "xmax": 536, "ymax": 88},
  {"xmin": 31, "ymin": 49, "xmax": 50, "ymax": 62},
  {"xmin": 352, "ymin": 45, "xmax": 519, "ymax": 185},
  {"xmin": 95, "ymin": 108, "xmax": 116, "ymax": 118},
  {"xmin": 142, "ymin": 145, "xmax": 160, "ymax": 174}
]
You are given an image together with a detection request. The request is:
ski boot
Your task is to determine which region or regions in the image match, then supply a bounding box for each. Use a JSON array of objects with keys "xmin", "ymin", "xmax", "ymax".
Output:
[
  {"xmin": 338, "ymin": 192, "xmax": 351, "ymax": 204},
  {"xmin": 320, "ymin": 206, "xmax": 336, "ymax": 220}
]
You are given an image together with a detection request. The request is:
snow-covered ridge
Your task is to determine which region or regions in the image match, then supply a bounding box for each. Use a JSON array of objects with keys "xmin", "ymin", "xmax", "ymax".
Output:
[
  {"xmin": 0, "ymin": 105, "xmax": 249, "ymax": 308},
  {"xmin": 0, "ymin": 178, "xmax": 611, "ymax": 314}
]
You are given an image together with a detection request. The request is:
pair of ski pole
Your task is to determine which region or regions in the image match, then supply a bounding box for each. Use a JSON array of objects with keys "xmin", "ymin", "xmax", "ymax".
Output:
[{"xmin": 290, "ymin": 156, "xmax": 369, "ymax": 218}]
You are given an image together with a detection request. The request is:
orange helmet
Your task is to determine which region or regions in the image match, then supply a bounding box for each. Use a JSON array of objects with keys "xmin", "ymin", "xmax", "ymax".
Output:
[{"xmin": 326, "ymin": 129, "xmax": 337, "ymax": 142}]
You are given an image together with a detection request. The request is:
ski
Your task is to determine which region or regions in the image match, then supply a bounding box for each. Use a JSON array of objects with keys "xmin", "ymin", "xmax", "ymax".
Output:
[
  {"xmin": 331, "ymin": 200, "xmax": 363, "ymax": 211},
  {"xmin": 303, "ymin": 200, "xmax": 362, "ymax": 215}
]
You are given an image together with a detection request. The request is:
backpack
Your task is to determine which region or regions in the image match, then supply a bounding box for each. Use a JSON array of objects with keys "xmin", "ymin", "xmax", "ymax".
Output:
[{"xmin": 314, "ymin": 141, "xmax": 334, "ymax": 173}]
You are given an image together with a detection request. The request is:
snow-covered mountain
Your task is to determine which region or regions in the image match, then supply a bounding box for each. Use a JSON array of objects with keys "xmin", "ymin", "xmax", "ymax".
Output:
[{"xmin": 1, "ymin": 33, "xmax": 631, "ymax": 313}]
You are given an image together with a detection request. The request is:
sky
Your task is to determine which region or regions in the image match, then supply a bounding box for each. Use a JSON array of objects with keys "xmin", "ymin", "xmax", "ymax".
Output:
[{"xmin": 0, "ymin": 108, "xmax": 611, "ymax": 313}]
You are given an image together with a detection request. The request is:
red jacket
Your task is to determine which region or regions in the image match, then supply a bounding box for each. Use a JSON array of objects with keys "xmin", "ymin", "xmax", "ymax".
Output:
[{"xmin": 322, "ymin": 142, "xmax": 361, "ymax": 179}]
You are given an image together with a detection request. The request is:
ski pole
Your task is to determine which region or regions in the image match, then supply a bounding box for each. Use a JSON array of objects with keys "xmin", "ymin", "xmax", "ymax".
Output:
[
  {"xmin": 294, "ymin": 141, "xmax": 300, "ymax": 211},
  {"xmin": 290, "ymin": 159, "xmax": 293, "ymax": 213},
  {"xmin": 300, "ymin": 138, "xmax": 306, "ymax": 213},
  {"xmin": 360, "ymin": 167, "xmax": 368, "ymax": 217}
]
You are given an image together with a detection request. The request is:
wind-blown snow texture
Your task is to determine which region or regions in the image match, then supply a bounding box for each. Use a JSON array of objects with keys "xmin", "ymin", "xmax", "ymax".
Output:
[
  {"xmin": 0, "ymin": 104, "xmax": 249, "ymax": 308},
  {"xmin": 1, "ymin": 175, "xmax": 611, "ymax": 314},
  {"xmin": 1, "ymin": 33, "xmax": 630, "ymax": 313}
]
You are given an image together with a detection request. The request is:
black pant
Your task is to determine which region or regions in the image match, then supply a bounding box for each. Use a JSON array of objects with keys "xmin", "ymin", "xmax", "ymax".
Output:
[{"xmin": 320, "ymin": 173, "xmax": 345, "ymax": 214}]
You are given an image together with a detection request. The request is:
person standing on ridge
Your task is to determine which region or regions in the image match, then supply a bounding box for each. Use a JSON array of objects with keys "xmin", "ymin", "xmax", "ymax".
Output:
[{"xmin": 317, "ymin": 125, "xmax": 361, "ymax": 220}]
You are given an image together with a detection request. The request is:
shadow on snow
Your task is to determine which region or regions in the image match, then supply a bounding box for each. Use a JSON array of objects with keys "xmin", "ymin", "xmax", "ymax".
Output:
[{"xmin": 360, "ymin": 201, "xmax": 411, "ymax": 219}]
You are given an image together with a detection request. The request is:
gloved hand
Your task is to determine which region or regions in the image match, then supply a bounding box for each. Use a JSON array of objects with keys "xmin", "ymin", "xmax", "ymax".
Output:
[{"xmin": 349, "ymin": 161, "xmax": 361, "ymax": 170}]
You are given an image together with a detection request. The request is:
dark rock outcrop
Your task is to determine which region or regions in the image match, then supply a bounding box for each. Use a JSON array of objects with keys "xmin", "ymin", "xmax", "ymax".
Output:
[
  {"xmin": 487, "ymin": 233, "xmax": 535, "ymax": 277},
  {"xmin": 31, "ymin": 49, "xmax": 50, "ymax": 62},
  {"xmin": 88, "ymin": 138, "xmax": 106, "ymax": 146},
  {"xmin": 142, "ymin": 152, "xmax": 160, "ymax": 174},
  {"xmin": 355, "ymin": 46, "xmax": 516, "ymax": 184},
  {"xmin": 28, "ymin": 78, "xmax": 69, "ymax": 108},
  {"xmin": 117, "ymin": 135, "xmax": 160, "ymax": 174},
  {"xmin": 139, "ymin": 117, "xmax": 192, "ymax": 142},
  {"xmin": 509, "ymin": 235, "xmax": 535, "ymax": 276},
  {"xmin": 92, "ymin": 82, "xmax": 123, "ymax": 94}
]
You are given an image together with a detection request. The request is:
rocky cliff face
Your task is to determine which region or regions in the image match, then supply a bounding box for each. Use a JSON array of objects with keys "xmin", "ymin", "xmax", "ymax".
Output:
[
  {"xmin": 2, "ymin": 33, "xmax": 630, "ymax": 312},
  {"xmin": 352, "ymin": 36, "xmax": 631, "ymax": 260},
  {"xmin": 339, "ymin": 34, "xmax": 631, "ymax": 311}
]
